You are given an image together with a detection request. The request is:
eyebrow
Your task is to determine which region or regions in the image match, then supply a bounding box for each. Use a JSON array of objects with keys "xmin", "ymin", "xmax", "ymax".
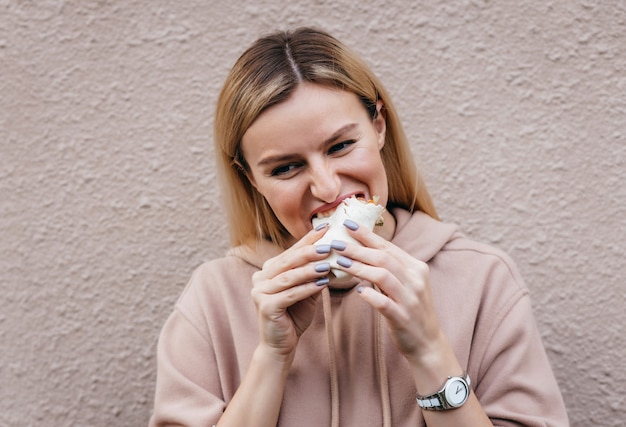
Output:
[{"xmin": 256, "ymin": 123, "xmax": 359, "ymax": 168}]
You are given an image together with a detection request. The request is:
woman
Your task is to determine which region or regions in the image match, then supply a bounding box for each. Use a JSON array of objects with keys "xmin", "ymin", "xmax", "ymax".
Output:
[{"xmin": 150, "ymin": 28, "xmax": 569, "ymax": 426}]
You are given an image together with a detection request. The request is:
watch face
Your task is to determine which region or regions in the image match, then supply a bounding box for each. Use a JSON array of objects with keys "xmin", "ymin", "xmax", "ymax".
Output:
[{"xmin": 445, "ymin": 378, "xmax": 469, "ymax": 407}]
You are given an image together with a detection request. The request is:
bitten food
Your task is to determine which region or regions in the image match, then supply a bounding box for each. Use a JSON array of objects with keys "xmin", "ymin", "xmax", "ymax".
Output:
[{"xmin": 312, "ymin": 196, "xmax": 385, "ymax": 281}]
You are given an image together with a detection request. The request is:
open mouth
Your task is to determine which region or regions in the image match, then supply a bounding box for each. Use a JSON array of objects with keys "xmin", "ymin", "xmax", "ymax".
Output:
[{"xmin": 311, "ymin": 193, "xmax": 367, "ymax": 221}]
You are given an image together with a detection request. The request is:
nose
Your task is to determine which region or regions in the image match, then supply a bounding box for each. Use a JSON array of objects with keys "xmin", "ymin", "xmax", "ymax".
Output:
[{"xmin": 309, "ymin": 160, "xmax": 340, "ymax": 203}]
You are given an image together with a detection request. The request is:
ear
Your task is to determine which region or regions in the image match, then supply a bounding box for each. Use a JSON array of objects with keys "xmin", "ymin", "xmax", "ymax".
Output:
[
  {"xmin": 374, "ymin": 99, "xmax": 386, "ymax": 149},
  {"xmin": 234, "ymin": 152, "xmax": 258, "ymax": 189},
  {"xmin": 237, "ymin": 166, "xmax": 259, "ymax": 192},
  {"xmin": 244, "ymin": 168, "xmax": 258, "ymax": 189}
]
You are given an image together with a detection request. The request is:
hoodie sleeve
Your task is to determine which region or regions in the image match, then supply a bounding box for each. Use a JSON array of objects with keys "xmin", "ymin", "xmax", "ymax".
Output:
[
  {"xmin": 148, "ymin": 258, "xmax": 259, "ymax": 427},
  {"xmin": 149, "ymin": 306, "xmax": 225, "ymax": 427},
  {"xmin": 468, "ymin": 255, "xmax": 570, "ymax": 427}
]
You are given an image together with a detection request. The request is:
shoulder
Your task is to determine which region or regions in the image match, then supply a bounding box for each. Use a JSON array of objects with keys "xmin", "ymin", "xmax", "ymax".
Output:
[
  {"xmin": 394, "ymin": 209, "xmax": 527, "ymax": 295},
  {"xmin": 183, "ymin": 255, "xmax": 257, "ymax": 294},
  {"xmin": 442, "ymin": 236, "xmax": 525, "ymax": 289},
  {"xmin": 411, "ymin": 222, "xmax": 533, "ymax": 337},
  {"xmin": 433, "ymin": 233, "xmax": 530, "ymax": 314},
  {"xmin": 173, "ymin": 255, "xmax": 258, "ymax": 325}
]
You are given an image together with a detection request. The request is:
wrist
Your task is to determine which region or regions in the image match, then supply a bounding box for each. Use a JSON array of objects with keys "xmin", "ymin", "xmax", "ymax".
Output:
[
  {"xmin": 254, "ymin": 343, "xmax": 296, "ymax": 375},
  {"xmin": 407, "ymin": 333, "xmax": 463, "ymax": 396}
]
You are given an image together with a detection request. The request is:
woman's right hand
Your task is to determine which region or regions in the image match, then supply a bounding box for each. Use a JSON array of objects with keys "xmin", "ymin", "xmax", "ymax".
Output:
[
  {"xmin": 250, "ymin": 225, "xmax": 331, "ymax": 361},
  {"xmin": 217, "ymin": 226, "xmax": 332, "ymax": 426}
]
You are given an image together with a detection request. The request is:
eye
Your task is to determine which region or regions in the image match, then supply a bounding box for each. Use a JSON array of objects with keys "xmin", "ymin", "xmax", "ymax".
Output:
[
  {"xmin": 270, "ymin": 162, "xmax": 301, "ymax": 177},
  {"xmin": 328, "ymin": 140, "xmax": 356, "ymax": 155}
]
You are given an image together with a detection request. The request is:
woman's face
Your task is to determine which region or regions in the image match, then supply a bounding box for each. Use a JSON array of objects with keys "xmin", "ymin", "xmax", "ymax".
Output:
[{"xmin": 241, "ymin": 83, "xmax": 389, "ymax": 242}]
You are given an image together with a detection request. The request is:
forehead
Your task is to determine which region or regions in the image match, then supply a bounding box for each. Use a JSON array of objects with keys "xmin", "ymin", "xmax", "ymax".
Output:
[{"xmin": 241, "ymin": 83, "xmax": 367, "ymax": 156}]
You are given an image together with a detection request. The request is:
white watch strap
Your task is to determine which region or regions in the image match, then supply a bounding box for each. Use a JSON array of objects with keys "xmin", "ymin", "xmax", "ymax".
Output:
[{"xmin": 416, "ymin": 372, "xmax": 471, "ymax": 411}]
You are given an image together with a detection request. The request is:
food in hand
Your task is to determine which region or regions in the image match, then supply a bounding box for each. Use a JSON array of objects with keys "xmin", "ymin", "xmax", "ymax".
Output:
[{"xmin": 312, "ymin": 196, "xmax": 385, "ymax": 281}]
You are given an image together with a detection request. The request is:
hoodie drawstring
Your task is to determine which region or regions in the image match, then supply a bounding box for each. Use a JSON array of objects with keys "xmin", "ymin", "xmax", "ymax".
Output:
[
  {"xmin": 374, "ymin": 285, "xmax": 392, "ymax": 427},
  {"xmin": 322, "ymin": 287, "xmax": 340, "ymax": 427},
  {"xmin": 321, "ymin": 286, "xmax": 391, "ymax": 427}
]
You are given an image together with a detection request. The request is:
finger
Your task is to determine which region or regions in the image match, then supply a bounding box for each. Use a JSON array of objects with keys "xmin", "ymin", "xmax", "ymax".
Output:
[
  {"xmin": 332, "ymin": 227, "xmax": 431, "ymax": 297},
  {"xmin": 259, "ymin": 225, "xmax": 330, "ymax": 280},
  {"xmin": 332, "ymin": 223, "xmax": 411, "ymax": 278},
  {"xmin": 253, "ymin": 277, "xmax": 328, "ymax": 315},
  {"xmin": 293, "ymin": 221, "xmax": 330, "ymax": 249},
  {"xmin": 338, "ymin": 218, "xmax": 388, "ymax": 249},
  {"xmin": 329, "ymin": 243, "xmax": 409, "ymax": 300},
  {"xmin": 253, "ymin": 260, "xmax": 331, "ymax": 295},
  {"xmin": 356, "ymin": 285, "xmax": 409, "ymax": 324}
]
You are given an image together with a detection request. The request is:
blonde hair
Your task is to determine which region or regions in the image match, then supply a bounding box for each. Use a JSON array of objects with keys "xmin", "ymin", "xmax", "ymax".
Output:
[{"xmin": 214, "ymin": 27, "xmax": 438, "ymax": 248}]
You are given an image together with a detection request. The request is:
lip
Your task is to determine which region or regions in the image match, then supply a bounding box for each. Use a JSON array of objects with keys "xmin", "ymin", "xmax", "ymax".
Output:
[{"xmin": 310, "ymin": 191, "xmax": 366, "ymax": 221}]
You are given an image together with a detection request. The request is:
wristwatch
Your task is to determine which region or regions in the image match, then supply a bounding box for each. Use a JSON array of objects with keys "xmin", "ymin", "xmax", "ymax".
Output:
[{"xmin": 416, "ymin": 373, "xmax": 471, "ymax": 411}]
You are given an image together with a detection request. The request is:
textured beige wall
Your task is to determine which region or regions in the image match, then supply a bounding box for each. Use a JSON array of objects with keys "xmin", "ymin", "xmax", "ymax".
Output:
[{"xmin": 1, "ymin": 1, "xmax": 624, "ymax": 426}]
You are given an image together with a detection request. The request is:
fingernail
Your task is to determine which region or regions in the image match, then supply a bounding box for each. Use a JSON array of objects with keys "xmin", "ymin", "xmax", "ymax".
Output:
[
  {"xmin": 316, "ymin": 277, "xmax": 330, "ymax": 286},
  {"xmin": 315, "ymin": 262, "xmax": 331, "ymax": 273},
  {"xmin": 315, "ymin": 222, "xmax": 329, "ymax": 231},
  {"xmin": 316, "ymin": 244, "xmax": 331, "ymax": 254},
  {"xmin": 330, "ymin": 240, "xmax": 346, "ymax": 251},
  {"xmin": 356, "ymin": 286, "xmax": 364, "ymax": 294},
  {"xmin": 336, "ymin": 256, "xmax": 352, "ymax": 268},
  {"xmin": 343, "ymin": 219, "xmax": 359, "ymax": 231}
]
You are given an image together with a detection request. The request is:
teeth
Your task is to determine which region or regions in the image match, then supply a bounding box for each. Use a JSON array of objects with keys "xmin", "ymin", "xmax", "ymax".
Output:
[
  {"xmin": 314, "ymin": 207, "xmax": 336, "ymax": 219},
  {"xmin": 313, "ymin": 195, "xmax": 368, "ymax": 221}
]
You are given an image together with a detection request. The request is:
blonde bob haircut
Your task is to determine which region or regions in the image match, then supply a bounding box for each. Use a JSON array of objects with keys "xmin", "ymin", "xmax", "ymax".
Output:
[{"xmin": 215, "ymin": 27, "xmax": 438, "ymax": 249}]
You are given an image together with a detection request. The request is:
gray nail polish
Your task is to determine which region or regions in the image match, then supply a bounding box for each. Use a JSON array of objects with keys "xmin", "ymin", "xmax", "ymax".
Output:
[
  {"xmin": 316, "ymin": 277, "xmax": 330, "ymax": 286},
  {"xmin": 336, "ymin": 256, "xmax": 352, "ymax": 268},
  {"xmin": 343, "ymin": 219, "xmax": 359, "ymax": 231},
  {"xmin": 330, "ymin": 240, "xmax": 346, "ymax": 251},
  {"xmin": 316, "ymin": 244, "xmax": 331, "ymax": 254},
  {"xmin": 315, "ymin": 262, "xmax": 331, "ymax": 273},
  {"xmin": 315, "ymin": 222, "xmax": 329, "ymax": 231}
]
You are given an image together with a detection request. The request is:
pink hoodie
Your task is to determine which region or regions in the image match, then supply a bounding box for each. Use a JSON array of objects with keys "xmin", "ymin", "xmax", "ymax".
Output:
[{"xmin": 149, "ymin": 209, "xmax": 569, "ymax": 426}]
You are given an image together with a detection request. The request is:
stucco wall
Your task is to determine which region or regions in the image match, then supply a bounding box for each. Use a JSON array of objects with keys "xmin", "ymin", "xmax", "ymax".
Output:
[{"xmin": 1, "ymin": 1, "xmax": 624, "ymax": 426}]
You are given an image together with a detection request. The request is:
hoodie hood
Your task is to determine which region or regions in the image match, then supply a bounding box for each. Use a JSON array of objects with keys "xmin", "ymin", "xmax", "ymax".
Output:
[
  {"xmin": 390, "ymin": 208, "xmax": 460, "ymax": 261},
  {"xmin": 226, "ymin": 238, "xmax": 283, "ymax": 269}
]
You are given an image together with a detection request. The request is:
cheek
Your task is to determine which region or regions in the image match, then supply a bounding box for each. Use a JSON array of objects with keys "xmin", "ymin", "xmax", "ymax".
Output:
[
  {"xmin": 352, "ymin": 148, "xmax": 387, "ymax": 179},
  {"xmin": 272, "ymin": 195, "xmax": 298, "ymax": 217},
  {"xmin": 361, "ymin": 151, "xmax": 389, "ymax": 200},
  {"xmin": 260, "ymin": 182, "xmax": 308, "ymax": 230}
]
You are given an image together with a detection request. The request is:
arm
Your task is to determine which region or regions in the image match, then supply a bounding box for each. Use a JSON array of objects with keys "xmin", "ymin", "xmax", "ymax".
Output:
[
  {"xmin": 334, "ymin": 222, "xmax": 494, "ymax": 426},
  {"xmin": 335, "ymin": 221, "xmax": 568, "ymax": 426},
  {"xmin": 217, "ymin": 345, "xmax": 292, "ymax": 426},
  {"xmin": 216, "ymin": 226, "xmax": 332, "ymax": 426},
  {"xmin": 355, "ymin": 263, "xmax": 493, "ymax": 427},
  {"xmin": 151, "ymin": 226, "xmax": 332, "ymax": 427}
]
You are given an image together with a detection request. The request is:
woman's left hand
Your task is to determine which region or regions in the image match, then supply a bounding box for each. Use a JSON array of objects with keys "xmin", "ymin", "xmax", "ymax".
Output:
[
  {"xmin": 333, "ymin": 220, "xmax": 499, "ymax": 427},
  {"xmin": 331, "ymin": 221, "xmax": 448, "ymax": 369}
]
